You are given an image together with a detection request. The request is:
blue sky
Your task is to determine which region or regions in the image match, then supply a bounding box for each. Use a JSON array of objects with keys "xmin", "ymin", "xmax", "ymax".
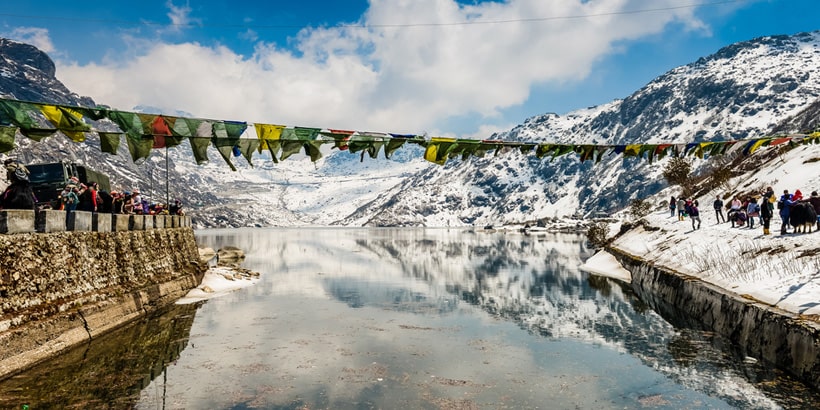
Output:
[{"xmin": 1, "ymin": 0, "xmax": 817, "ymax": 138}]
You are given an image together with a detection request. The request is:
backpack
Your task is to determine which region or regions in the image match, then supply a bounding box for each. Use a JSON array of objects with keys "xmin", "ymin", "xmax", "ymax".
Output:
[
  {"xmin": 777, "ymin": 200, "xmax": 784, "ymax": 210},
  {"xmin": 12, "ymin": 167, "xmax": 29, "ymax": 182}
]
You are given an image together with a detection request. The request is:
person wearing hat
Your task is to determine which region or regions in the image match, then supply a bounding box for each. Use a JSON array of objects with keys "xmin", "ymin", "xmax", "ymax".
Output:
[{"xmin": 132, "ymin": 189, "xmax": 142, "ymax": 213}]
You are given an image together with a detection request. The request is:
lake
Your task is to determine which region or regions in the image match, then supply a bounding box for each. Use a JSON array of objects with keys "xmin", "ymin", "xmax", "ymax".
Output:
[{"xmin": 1, "ymin": 227, "xmax": 817, "ymax": 409}]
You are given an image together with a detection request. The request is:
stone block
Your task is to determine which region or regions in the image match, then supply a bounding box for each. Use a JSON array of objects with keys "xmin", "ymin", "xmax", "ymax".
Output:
[
  {"xmin": 66, "ymin": 211, "xmax": 93, "ymax": 232},
  {"xmin": 144, "ymin": 214, "xmax": 155, "ymax": 230},
  {"xmin": 153, "ymin": 215, "xmax": 165, "ymax": 229},
  {"xmin": 129, "ymin": 215, "xmax": 144, "ymax": 231},
  {"xmin": 0, "ymin": 210, "xmax": 36, "ymax": 234},
  {"xmin": 93, "ymin": 213, "xmax": 112, "ymax": 232},
  {"xmin": 35, "ymin": 210, "xmax": 67, "ymax": 233},
  {"xmin": 112, "ymin": 214, "xmax": 131, "ymax": 231}
]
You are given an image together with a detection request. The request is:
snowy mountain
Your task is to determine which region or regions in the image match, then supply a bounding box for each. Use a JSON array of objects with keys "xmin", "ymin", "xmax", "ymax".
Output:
[
  {"xmin": 339, "ymin": 32, "xmax": 820, "ymax": 227},
  {"xmin": 1, "ymin": 32, "xmax": 820, "ymax": 228}
]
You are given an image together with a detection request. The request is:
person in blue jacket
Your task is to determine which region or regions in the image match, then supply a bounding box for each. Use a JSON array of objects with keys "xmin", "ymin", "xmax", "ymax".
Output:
[{"xmin": 778, "ymin": 190, "xmax": 795, "ymax": 235}]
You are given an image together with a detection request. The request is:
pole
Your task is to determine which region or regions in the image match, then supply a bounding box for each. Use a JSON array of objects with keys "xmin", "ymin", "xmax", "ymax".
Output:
[{"xmin": 165, "ymin": 145, "xmax": 170, "ymax": 207}]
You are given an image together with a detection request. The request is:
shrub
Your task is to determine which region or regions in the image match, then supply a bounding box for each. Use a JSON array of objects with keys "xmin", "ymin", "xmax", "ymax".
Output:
[
  {"xmin": 628, "ymin": 198, "xmax": 652, "ymax": 221},
  {"xmin": 663, "ymin": 157, "xmax": 693, "ymax": 193},
  {"xmin": 586, "ymin": 221, "xmax": 609, "ymax": 249}
]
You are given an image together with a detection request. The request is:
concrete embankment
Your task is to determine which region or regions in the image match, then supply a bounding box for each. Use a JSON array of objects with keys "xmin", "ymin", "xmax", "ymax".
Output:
[
  {"xmin": 0, "ymin": 226, "xmax": 206, "ymax": 380},
  {"xmin": 607, "ymin": 246, "xmax": 820, "ymax": 390}
]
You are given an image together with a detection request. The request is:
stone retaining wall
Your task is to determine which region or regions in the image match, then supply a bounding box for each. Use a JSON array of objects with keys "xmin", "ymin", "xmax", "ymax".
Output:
[
  {"xmin": 0, "ymin": 227, "xmax": 206, "ymax": 380},
  {"xmin": 608, "ymin": 246, "xmax": 820, "ymax": 390},
  {"xmin": 0, "ymin": 209, "xmax": 191, "ymax": 234}
]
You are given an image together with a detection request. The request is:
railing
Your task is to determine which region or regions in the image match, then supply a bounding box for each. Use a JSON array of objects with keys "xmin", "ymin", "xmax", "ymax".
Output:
[{"xmin": 0, "ymin": 210, "xmax": 191, "ymax": 234}]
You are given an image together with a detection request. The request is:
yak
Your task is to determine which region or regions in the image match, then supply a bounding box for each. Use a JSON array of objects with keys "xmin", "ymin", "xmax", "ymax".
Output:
[{"xmin": 789, "ymin": 202, "xmax": 818, "ymax": 233}]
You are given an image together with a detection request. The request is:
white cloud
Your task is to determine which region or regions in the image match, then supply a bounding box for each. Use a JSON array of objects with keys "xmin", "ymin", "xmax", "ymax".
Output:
[
  {"xmin": 55, "ymin": 0, "xmax": 707, "ymax": 136},
  {"xmin": 165, "ymin": 0, "xmax": 199, "ymax": 30},
  {"xmin": 5, "ymin": 27, "xmax": 54, "ymax": 53}
]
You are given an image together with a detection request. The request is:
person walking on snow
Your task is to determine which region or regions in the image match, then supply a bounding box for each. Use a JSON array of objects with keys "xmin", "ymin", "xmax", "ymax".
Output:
[
  {"xmin": 677, "ymin": 197, "xmax": 686, "ymax": 221},
  {"xmin": 689, "ymin": 201, "xmax": 701, "ymax": 230},
  {"xmin": 746, "ymin": 197, "xmax": 760, "ymax": 229}
]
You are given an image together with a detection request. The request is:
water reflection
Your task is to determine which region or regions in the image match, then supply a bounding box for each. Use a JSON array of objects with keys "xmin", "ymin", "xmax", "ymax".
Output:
[
  {"xmin": 0, "ymin": 303, "xmax": 198, "ymax": 408},
  {"xmin": 2, "ymin": 228, "xmax": 816, "ymax": 408},
  {"xmin": 179, "ymin": 227, "xmax": 817, "ymax": 408}
]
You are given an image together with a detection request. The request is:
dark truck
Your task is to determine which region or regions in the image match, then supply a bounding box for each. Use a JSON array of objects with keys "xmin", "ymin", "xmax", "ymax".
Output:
[{"xmin": 27, "ymin": 161, "xmax": 111, "ymax": 208}]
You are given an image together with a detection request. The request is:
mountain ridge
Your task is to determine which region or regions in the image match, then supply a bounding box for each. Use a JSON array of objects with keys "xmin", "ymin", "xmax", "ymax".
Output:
[{"xmin": 1, "ymin": 32, "xmax": 819, "ymax": 227}]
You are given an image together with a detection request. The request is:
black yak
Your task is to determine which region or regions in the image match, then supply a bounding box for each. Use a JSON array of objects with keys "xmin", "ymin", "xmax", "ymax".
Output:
[{"xmin": 789, "ymin": 202, "xmax": 818, "ymax": 233}]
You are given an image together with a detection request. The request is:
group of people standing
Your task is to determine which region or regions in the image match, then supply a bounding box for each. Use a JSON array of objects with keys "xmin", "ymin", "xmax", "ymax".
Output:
[
  {"xmin": 670, "ymin": 196, "xmax": 702, "ymax": 230},
  {"xmin": 669, "ymin": 186, "xmax": 820, "ymax": 235},
  {"xmin": 58, "ymin": 177, "xmax": 98, "ymax": 213}
]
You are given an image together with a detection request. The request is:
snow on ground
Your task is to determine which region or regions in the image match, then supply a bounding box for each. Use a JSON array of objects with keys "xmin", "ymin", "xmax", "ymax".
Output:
[
  {"xmin": 587, "ymin": 144, "xmax": 820, "ymax": 318},
  {"xmin": 177, "ymin": 266, "xmax": 260, "ymax": 304},
  {"xmin": 579, "ymin": 249, "xmax": 632, "ymax": 282},
  {"xmin": 611, "ymin": 211, "xmax": 820, "ymax": 316}
]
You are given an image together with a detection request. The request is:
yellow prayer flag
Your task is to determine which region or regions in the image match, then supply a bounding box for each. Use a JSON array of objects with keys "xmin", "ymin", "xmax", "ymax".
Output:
[
  {"xmin": 747, "ymin": 139, "xmax": 767, "ymax": 155},
  {"xmin": 254, "ymin": 123, "xmax": 284, "ymax": 151}
]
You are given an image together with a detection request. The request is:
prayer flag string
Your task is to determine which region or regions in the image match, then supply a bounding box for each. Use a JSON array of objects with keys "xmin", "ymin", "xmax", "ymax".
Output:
[{"xmin": 0, "ymin": 97, "xmax": 817, "ymax": 170}]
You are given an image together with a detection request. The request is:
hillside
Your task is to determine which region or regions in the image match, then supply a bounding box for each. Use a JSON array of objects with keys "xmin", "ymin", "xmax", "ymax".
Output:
[{"xmin": 337, "ymin": 32, "xmax": 820, "ymax": 227}]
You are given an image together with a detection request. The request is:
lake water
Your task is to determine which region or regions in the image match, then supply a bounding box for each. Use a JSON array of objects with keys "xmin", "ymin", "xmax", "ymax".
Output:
[{"xmin": 1, "ymin": 228, "xmax": 817, "ymax": 409}]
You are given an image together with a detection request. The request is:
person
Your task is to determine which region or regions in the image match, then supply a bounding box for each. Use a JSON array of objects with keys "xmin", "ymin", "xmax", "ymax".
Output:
[
  {"xmin": 122, "ymin": 191, "xmax": 134, "ymax": 214},
  {"xmin": 677, "ymin": 197, "xmax": 686, "ymax": 221},
  {"xmin": 111, "ymin": 191, "xmax": 125, "ymax": 214},
  {"xmin": 746, "ymin": 197, "xmax": 760, "ymax": 229},
  {"xmin": 97, "ymin": 189, "xmax": 113, "ymax": 213},
  {"xmin": 778, "ymin": 190, "xmax": 795, "ymax": 234},
  {"xmin": 729, "ymin": 196, "xmax": 743, "ymax": 227},
  {"xmin": 168, "ymin": 199, "xmax": 184, "ymax": 216},
  {"xmin": 689, "ymin": 201, "xmax": 701, "ymax": 230},
  {"xmin": 669, "ymin": 196, "xmax": 676, "ymax": 218},
  {"xmin": 131, "ymin": 189, "xmax": 143, "ymax": 214},
  {"xmin": 761, "ymin": 187, "xmax": 775, "ymax": 235},
  {"xmin": 60, "ymin": 185, "xmax": 79, "ymax": 212},
  {"xmin": 809, "ymin": 191, "xmax": 820, "ymax": 231},
  {"xmin": 79, "ymin": 181, "xmax": 98, "ymax": 212},
  {"xmin": 1, "ymin": 159, "xmax": 36, "ymax": 210},
  {"xmin": 4, "ymin": 158, "xmax": 29, "ymax": 183},
  {"xmin": 713, "ymin": 196, "xmax": 725, "ymax": 223}
]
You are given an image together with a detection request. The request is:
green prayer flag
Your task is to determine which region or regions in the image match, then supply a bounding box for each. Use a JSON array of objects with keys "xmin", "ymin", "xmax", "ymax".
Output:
[
  {"xmin": 183, "ymin": 119, "xmax": 211, "ymax": 165},
  {"xmin": 384, "ymin": 138, "xmax": 406, "ymax": 159},
  {"xmin": 0, "ymin": 125, "xmax": 16, "ymax": 153},
  {"xmin": 211, "ymin": 121, "xmax": 248, "ymax": 171},
  {"xmin": 125, "ymin": 134, "xmax": 153, "ymax": 163},
  {"xmin": 0, "ymin": 100, "xmax": 56, "ymax": 141},
  {"xmin": 279, "ymin": 128, "xmax": 304, "ymax": 161},
  {"xmin": 99, "ymin": 132, "xmax": 122, "ymax": 154},
  {"xmin": 107, "ymin": 110, "xmax": 144, "ymax": 138},
  {"xmin": 236, "ymin": 138, "xmax": 260, "ymax": 164}
]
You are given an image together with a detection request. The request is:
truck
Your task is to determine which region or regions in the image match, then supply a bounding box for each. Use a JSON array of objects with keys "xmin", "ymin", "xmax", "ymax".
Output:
[{"xmin": 26, "ymin": 161, "xmax": 111, "ymax": 207}]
